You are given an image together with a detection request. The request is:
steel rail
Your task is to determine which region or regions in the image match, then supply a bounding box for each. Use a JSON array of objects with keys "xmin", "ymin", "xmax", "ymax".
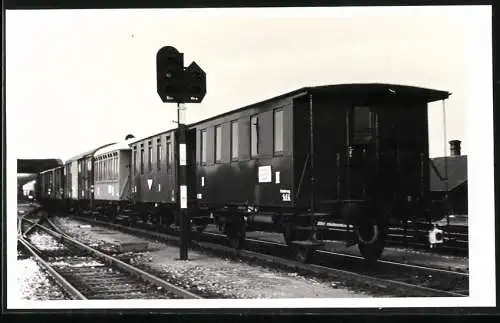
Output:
[
  {"xmin": 17, "ymin": 235, "xmax": 87, "ymax": 300},
  {"xmin": 205, "ymin": 232, "xmax": 469, "ymax": 277},
  {"xmin": 70, "ymin": 215, "xmax": 467, "ymax": 297},
  {"xmin": 22, "ymin": 218, "xmax": 202, "ymax": 300}
]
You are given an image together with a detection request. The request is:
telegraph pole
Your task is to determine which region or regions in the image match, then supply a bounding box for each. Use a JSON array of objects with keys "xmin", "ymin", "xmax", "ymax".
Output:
[{"xmin": 156, "ymin": 46, "xmax": 206, "ymax": 260}]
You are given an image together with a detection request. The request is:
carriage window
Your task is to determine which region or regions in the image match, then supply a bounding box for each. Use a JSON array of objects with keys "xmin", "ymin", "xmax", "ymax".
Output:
[
  {"xmin": 353, "ymin": 106, "xmax": 373, "ymax": 144},
  {"xmin": 354, "ymin": 106, "xmax": 373, "ymax": 131},
  {"xmin": 201, "ymin": 129, "xmax": 207, "ymax": 164},
  {"xmin": 157, "ymin": 143, "xmax": 162, "ymax": 170},
  {"xmin": 78, "ymin": 162, "xmax": 82, "ymax": 173},
  {"xmin": 167, "ymin": 142, "xmax": 173, "ymax": 169},
  {"xmin": 274, "ymin": 109, "xmax": 284, "ymax": 153},
  {"xmin": 215, "ymin": 125, "xmax": 222, "ymax": 163},
  {"xmin": 87, "ymin": 160, "xmax": 92, "ymax": 171},
  {"xmin": 106, "ymin": 159, "xmax": 109, "ymax": 180},
  {"xmin": 133, "ymin": 150, "xmax": 137, "ymax": 175},
  {"xmin": 148, "ymin": 144, "xmax": 153, "ymax": 172},
  {"xmin": 251, "ymin": 115, "xmax": 259, "ymax": 157},
  {"xmin": 140, "ymin": 149, "xmax": 144, "ymax": 174},
  {"xmin": 231, "ymin": 121, "xmax": 238, "ymax": 160}
]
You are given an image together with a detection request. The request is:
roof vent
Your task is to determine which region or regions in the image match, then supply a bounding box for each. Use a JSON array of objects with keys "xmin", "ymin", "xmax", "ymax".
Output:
[{"xmin": 125, "ymin": 134, "xmax": 135, "ymax": 140}]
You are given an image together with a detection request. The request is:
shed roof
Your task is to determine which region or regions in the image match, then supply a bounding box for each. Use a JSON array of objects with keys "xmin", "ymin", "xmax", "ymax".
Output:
[{"xmin": 429, "ymin": 155, "xmax": 468, "ymax": 192}]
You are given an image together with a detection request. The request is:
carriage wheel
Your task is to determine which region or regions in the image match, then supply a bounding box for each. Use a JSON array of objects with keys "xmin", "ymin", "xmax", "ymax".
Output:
[
  {"xmin": 283, "ymin": 223, "xmax": 295, "ymax": 245},
  {"xmin": 295, "ymin": 245, "xmax": 313, "ymax": 263},
  {"xmin": 355, "ymin": 219, "xmax": 386, "ymax": 262},
  {"xmin": 226, "ymin": 223, "xmax": 246, "ymax": 250}
]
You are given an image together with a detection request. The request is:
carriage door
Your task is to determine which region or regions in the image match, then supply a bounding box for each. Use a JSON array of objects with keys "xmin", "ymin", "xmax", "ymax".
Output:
[{"xmin": 346, "ymin": 106, "xmax": 376, "ymax": 199}]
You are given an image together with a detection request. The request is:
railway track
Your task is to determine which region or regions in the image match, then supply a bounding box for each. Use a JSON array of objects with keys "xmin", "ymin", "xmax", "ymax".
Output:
[
  {"xmin": 315, "ymin": 222, "xmax": 468, "ymax": 255},
  {"xmin": 19, "ymin": 217, "xmax": 202, "ymax": 300},
  {"xmin": 68, "ymin": 213, "xmax": 468, "ymax": 297}
]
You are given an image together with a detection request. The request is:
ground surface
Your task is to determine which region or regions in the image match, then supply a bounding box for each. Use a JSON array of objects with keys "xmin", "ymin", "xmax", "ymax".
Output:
[
  {"xmin": 53, "ymin": 216, "xmax": 371, "ymax": 299},
  {"xmin": 217, "ymin": 226, "xmax": 469, "ymax": 273}
]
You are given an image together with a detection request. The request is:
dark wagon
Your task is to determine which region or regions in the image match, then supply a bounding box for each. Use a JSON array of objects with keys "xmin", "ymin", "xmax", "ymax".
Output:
[
  {"xmin": 129, "ymin": 128, "xmax": 198, "ymax": 228},
  {"xmin": 190, "ymin": 83, "xmax": 450, "ymax": 260}
]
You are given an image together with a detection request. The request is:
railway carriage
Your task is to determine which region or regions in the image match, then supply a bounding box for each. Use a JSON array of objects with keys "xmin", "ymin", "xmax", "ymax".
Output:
[
  {"xmin": 33, "ymin": 83, "xmax": 451, "ymax": 262},
  {"xmin": 129, "ymin": 128, "xmax": 198, "ymax": 228},
  {"xmin": 37, "ymin": 166, "xmax": 65, "ymax": 210},
  {"xmin": 64, "ymin": 144, "xmax": 115, "ymax": 213},
  {"xmin": 92, "ymin": 139, "xmax": 135, "ymax": 216},
  {"xmin": 190, "ymin": 84, "xmax": 450, "ymax": 259}
]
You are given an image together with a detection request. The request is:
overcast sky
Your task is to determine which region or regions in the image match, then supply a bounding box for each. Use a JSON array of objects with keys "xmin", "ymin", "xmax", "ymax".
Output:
[{"xmin": 6, "ymin": 6, "xmax": 491, "ymax": 162}]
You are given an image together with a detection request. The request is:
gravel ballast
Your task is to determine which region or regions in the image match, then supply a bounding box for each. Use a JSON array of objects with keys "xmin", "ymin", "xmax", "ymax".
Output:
[{"xmin": 53, "ymin": 217, "xmax": 370, "ymax": 299}]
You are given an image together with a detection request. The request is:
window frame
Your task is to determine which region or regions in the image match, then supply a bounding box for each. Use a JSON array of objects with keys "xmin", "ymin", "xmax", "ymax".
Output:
[
  {"xmin": 230, "ymin": 120, "xmax": 239, "ymax": 161},
  {"xmin": 133, "ymin": 148, "xmax": 137, "ymax": 176},
  {"xmin": 250, "ymin": 115, "xmax": 259, "ymax": 158},
  {"xmin": 273, "ymin": 108, "xmax": 284, "ymax": 154},
  {"xmin": 166, "ymin": 137, "xmax": 173, "ymax": 171},
  {"xmin": 157, "ymin": 139, "xmax": 162, "ymax": 171},
  {"xmin": 140, "ymin": 147, "xmax": 145, "ymax": 175},
  {"xmin": 214, "ymin": 125, "xmax": 222, "ymax": 163},
  {"xmin": 148, "ymin": 143, "xmax": 153, "ymax": 172},
  {"xmin": 200, "ymin": 129, "xmax": 207, "ymax": 165}
]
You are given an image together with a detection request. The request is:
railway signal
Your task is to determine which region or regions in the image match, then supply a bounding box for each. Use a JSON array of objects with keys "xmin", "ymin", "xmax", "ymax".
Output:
[
  {"xmin": 156, "ymin": 46, "xmax": 185, "ymax": 103},
  {"xmin": 156, "ymin": 46, "xmax": 207, "ymax": 260},
  {"xmin": 183, "ymin": 62, "xmax": 206, "ymax": 103}
]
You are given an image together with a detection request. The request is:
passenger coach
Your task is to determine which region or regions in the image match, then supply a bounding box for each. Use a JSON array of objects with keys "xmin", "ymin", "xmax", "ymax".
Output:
[{"xmin": 190, "ymin": 84, "xmax": 450, "ymax": 259}]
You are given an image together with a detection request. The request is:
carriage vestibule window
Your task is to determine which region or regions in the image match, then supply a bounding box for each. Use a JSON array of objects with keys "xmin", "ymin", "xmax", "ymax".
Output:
[
  {"xmin": 78, "ymin": 162, "xmax": 82, "ymax": 173},
  {"xmin": 215, "ymin": 125, "xmax": 222, "ymax": 162},
  {"xmin": 148, "ymin": 144, "xmax": 153, "ymax": 172},
  {"xmin": 354, "ymin": 106, "xmax": 373, "ymax": 131},
  {"xmin": 231, "ymin": 121, "xmax": 238, "ymax": 160},
  {"xmin": 251, "ymin": 115, "xmax": 259, "ymax": 157},
  {"xmin": 133, "ymin": 150, "xmax": 137, "ymax": 175},
  {"xmin": 167, "ymin": 142, "xmax": 173, "ymax": 169},
  {"xmin": 353, "ymin": 106, "xmax": 373, "ymax": 144},
  {"xmin": 201, "ymin": 129, "xmax": 207, "ymax": 164},
  {"xmin": 274, "ymin": 109, "xmax": 284, "ymax": 153},
  {"xmin": 157, "ymin": 142, "xmax": 162, "ymax": 170},
  {"xmin": 87, "ymin": 160, "xmax": 92, "ymax": 171},
  {"xmin": 140, "ymin": 149, "xmax": 144, "ymax": 174}
]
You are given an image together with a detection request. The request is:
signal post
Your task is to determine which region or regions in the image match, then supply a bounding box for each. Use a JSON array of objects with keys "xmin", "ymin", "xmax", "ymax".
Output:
[{"xmin": 156, "ymin": 46, "xmax": 206, "ymax": 260}]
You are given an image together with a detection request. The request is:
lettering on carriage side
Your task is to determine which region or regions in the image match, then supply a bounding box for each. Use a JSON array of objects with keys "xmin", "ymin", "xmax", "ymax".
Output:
[
  {"xmin": 147, "ymin": 179, "xmax": 153, "ymax": 190},
  {"xmin": 258, "ymin": 166, "xmax": 272, "ymax": 183},
  {"xmin": 197, "ymin": 193, "xmax": 202, "ymax": 199},
  {"xmin": 275, "ymin": 171, "xmax": 280, "ymax": 184},
  {"xmin": 280, "ymin": 189, "xmax": 291, "ymax": 202}
]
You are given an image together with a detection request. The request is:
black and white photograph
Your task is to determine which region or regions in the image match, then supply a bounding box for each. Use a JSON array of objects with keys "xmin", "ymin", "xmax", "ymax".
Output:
[{"xmin": 6, "ymin": 5, "xmax": 494, "ymax": 310}]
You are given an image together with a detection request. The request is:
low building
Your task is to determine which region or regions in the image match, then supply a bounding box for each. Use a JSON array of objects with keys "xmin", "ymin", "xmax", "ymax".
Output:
[{"xmin": 429, "ymin": 140, "xmax": 468, "ymax": 215}]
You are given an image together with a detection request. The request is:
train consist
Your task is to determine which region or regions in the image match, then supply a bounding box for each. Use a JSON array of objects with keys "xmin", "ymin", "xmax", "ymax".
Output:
[{"xmin": 35, "ymin": 83, "xmax": 451, "ymax": 261}]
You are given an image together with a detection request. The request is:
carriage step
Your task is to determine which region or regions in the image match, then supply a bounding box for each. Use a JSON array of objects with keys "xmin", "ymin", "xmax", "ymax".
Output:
[
  {"xmin": 292, "ymin": 226, "xmax": 317, "ymax": 231},
  {"xmin": 297, "ymin": 212, "xmax": 330, "ymax": 217},
  {"xmin": 290, "ymin": 240, "xmax": 324, "ymax": 247}
]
